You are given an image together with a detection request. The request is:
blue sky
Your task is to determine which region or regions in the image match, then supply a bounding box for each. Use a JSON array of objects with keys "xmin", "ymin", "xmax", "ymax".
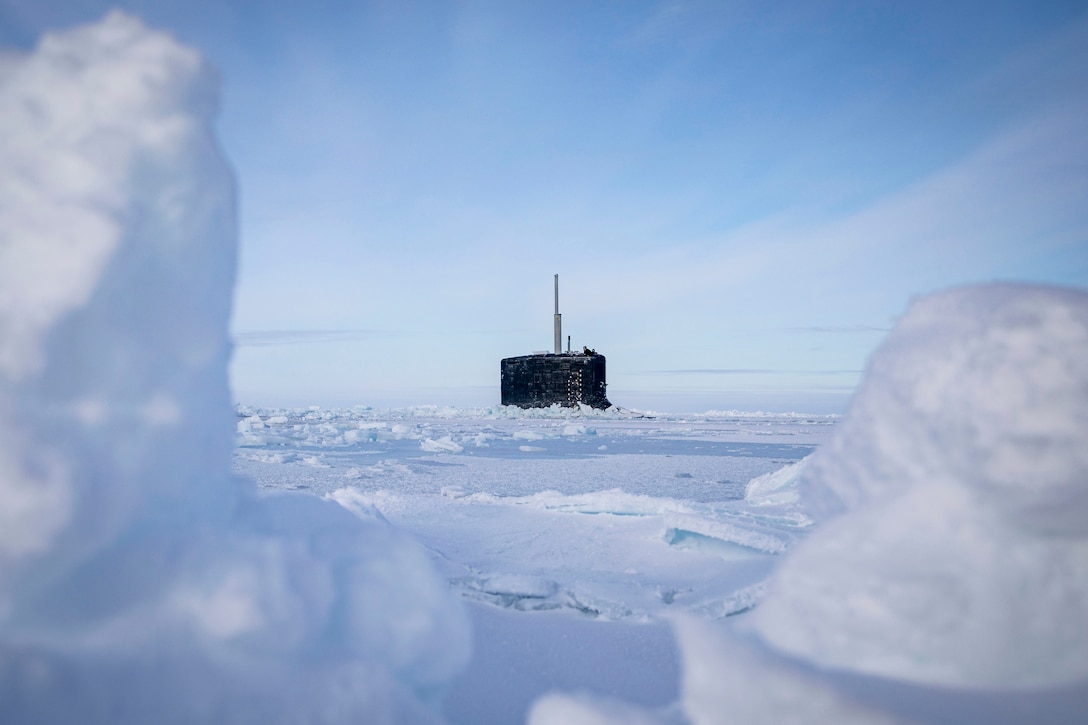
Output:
[{"xmin": 4, "ymin": 1, "xmax": 1086, "ymax": 412}]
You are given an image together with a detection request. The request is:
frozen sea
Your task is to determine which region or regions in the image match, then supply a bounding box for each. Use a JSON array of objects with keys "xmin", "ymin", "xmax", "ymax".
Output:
[
  {"xmin": 5, "ymin": 13, "xmax": 1086, "ymax": 724},
  {"xmin": 234, "ymin": 404, "xmax": 834, "ymax": 723}
]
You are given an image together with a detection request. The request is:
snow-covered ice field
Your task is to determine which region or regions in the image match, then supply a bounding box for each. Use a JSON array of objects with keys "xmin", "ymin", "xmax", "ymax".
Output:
[
  {"xmin": 3, "ymin": 12, "xmax": 1087, "ymax": 725},
  {"xmin": 234, "ymin": 406, "xmax": 831, "ymax": 722},
  {"xmin": 235, "ymin": 406, "xmax": 827, "ymax": 617}
]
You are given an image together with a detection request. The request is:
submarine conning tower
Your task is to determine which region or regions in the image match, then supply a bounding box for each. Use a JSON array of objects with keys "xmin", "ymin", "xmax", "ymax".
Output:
[{"xmin": 500, "ymin": 275, "xmax": 612, "ymax": 409}]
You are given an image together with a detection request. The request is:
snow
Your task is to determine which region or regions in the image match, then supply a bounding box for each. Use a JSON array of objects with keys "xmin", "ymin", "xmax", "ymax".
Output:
[
  {"xmin": 530, "ymin": 283, "xmax": 1088, "ymax": 724},
  {"xmin": 4, "ymin": 10, "xmax": 1086, "ymax": 725},
  {"xmin": 744, "ymin": 460, "xmax": 805, "ymax": 508},
  {"xmin": 229, "ymin": 405, "xmax": 828, "ymax": 722},
  {"xmin": 233, "ymin": 409, "xmax": 822, "ymax": 630},
  {"xmin": 751, "ymin": 283, "xmax": 1088, "ymax": 689},
  {"xmin": 421, "ymin": 435, "xmax": 465, "ymax": 453},
  {"xmin": 0, "ymin": 13, "xmax": 467, "ymax": 724}
]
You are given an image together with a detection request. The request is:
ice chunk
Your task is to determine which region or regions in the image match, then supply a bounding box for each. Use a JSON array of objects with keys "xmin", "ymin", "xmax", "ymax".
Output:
[
  {"xmin": 0, "ymin": 7, "xmax": 236, "ymax": 587},
  {"xmin": 475, "ymin": 573, "xmax": 559, "ymax": 599},
  {"xmin": 421, "ymin": 435, "xmax": 464, "ymax": 453},
  {"xmin": 745, "ymin": 460, "xmax": 805, "ymax": 507},
  {"xmin": 0, "ymin": 13, "xmax": 468, "ymax": 722},
  {"xmin": 663, "ymin": 514, "xmax": 787, "ymax": 555},
  {"xmin": 453, "ymin": 573, "xmax": 564, "ymax": 612},
  {"xmin": 753, "ymin": 283, "xmax": 1088, "ymax": 688}
]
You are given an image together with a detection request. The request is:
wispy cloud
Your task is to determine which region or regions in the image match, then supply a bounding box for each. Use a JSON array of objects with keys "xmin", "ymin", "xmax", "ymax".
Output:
[
  {"xmin": 232, "ymin": 329, "xmax": 391, "ymax": 346},
  {"xmin": 654, "ymin": 369, "xmax": 862, "ymax": 375},
  {"xmin": 783, "ymin": 325, "xmax": 891, "ymax": 334}
]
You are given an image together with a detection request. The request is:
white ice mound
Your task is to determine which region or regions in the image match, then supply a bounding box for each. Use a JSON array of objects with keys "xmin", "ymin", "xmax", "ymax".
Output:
[
  {"xmin": 0, "ymin": 7, "xmax": 236, "ymax": 573},
  {"xmin": 528, "ymin": 616, "xmax": 908, "ymax": 725},
  {"xmin": 752, "ymin": 283, "xmax": 1088, "ymax": 689},
  {"xmin": 745, "ymin": 459, "xmax": 805, "ymax": 508},
  {"xmin": 0, "ymin": 12, "xmax": 467, "ymax": 722}
]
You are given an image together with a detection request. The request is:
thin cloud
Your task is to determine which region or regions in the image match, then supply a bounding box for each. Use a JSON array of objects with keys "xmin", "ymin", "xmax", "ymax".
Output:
[
  {"xmin": 233, "ymin": 329, "xmax": 391, "ymax": 347},
  {"xmin": 783, "ymin": 325, "xmax": 891, "ymax": 334},
  {"xmin": 653, "ymin": 369, "xmax": 863, "ymax": 375}
]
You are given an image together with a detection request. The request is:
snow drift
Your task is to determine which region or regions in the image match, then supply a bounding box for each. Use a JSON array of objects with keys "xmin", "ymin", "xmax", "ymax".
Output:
[
  {"xmin": 0, "ymin": 12, "xmax": 467, "ymax": 722},
  {"xmin": 752, "ymin": 283, "xmax": 1088, "ymax": 689}
]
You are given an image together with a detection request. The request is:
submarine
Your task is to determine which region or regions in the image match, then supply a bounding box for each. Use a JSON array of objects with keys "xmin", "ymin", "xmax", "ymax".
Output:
[{"xmin": 500, "ymin": 275, "xmax": 612, "ymax": 409}]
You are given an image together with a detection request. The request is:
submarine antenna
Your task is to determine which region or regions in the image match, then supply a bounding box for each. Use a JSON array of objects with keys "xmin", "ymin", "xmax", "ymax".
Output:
[{"xmin": 553, "ymin": 274, "xmax": 562, "ymax": 354}]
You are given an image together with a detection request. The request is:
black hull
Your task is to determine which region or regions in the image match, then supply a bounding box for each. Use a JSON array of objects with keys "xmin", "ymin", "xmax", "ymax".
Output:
[{"xmin": 500, "ymin": 353, "xmax": 611, "ymax": 409}]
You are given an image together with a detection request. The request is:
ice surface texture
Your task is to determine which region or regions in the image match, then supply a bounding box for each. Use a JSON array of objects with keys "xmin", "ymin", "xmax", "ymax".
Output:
[
  {"xmin": 0, "ymin": 12, "xmax": 467, "ymax": 723},
  {"xmin": 753, "ymin": 283, "xmax": 1088, "ymax": 688}
]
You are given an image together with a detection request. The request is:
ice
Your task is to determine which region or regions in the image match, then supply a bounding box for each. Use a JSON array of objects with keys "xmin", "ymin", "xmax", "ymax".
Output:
[
  {"xmin": 528, "ymin": 618, "xmax": 908, "ymax": 725},
  {"xmin": 237, "ymin": 413, "xmax": 820, "ymax": 645},
  {"xmin": 234, "ymin": 407, "xmax": 828, "ymax": 653},
  {"xmin": 744, "ymin": 460, "xmax": 804, "ymax": 507},
  {"xmin": 0, "ymin": 13, "xmax": 467, "ymax": 722},
  {"xmin": 226, "ymin": 283, "xmax": 1088, "ymax": 721},
  {"xmin": 528, "ymin": 693, "xmax": 671, "ymax": 725},
  {"xmin": 455, "ymin": 573, "xmax": 562, "ymax": 611},
  {"xmin": 525, "ymin": 283, "xmax": 1088, "ymax": 724},
  {"xmin": 662, "ymin": 515, "xmax": 788, "ymax": 554},
  {"xmin": 669, "ymin": 618, "xmax": 907, "ymax": 725},
  {"xmin": 0, "ymin": 9, "xmax": 234, "ymax": 569},
  {"xmin": 12, "ymin": 10, "xmax": 1083, "ymax": 723},
  {"xmin": 448, "ymin": 602, "xmax": 681, "ymax": 725},
  {"xmin": 752, "ymin": 283, "xmax": 1088, "ymax": 689},
  {"xmin": 421, "ymin": 436, "xmax": 465, "ymax": 453}
]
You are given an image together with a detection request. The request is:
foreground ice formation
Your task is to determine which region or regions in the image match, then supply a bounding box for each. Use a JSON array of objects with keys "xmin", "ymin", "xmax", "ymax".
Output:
[
  {"xmin": 6, "ymin": 10, "xmax": 1085, "ymax": 725},
  {"xmin": 532, "ymin": 282, "xmax": 1088, "ymax": 724},
  {"xmin": 752, "ymin": 283, "xmax": 1088, "ymax": 689},
  {"xmin": 0, "ymin": 12, "xmax": 467, "ymax": 722}
]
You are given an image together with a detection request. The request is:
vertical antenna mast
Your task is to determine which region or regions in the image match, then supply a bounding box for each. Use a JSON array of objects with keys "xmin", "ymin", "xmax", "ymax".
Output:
[{"xmin": 553, "ymin": 274, "xmax": 562, "ymax": 354}]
